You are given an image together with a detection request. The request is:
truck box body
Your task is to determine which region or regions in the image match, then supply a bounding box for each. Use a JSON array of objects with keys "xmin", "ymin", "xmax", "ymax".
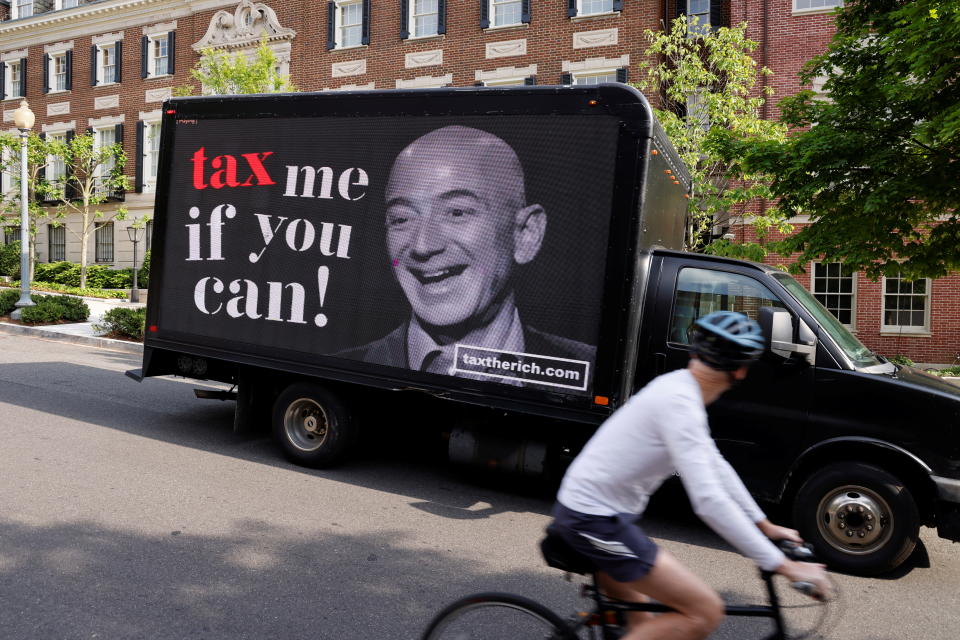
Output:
[
  {"xmin": 135, "ymin": 85, "xmax": 960, "ymax": 576},
  {"xmin": 142, "ymin": 85, "xmax": 688, "ymax": 420}
]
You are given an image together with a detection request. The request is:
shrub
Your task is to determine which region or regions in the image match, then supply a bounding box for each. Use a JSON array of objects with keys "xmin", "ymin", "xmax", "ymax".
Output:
[
  {"xmin": 95, "ymin": 307, "xmax": 146, "ymax": 340},
  {"xmin": 19, "ymin": 280, "xmax": 127, "ymax": 299},
  {"xmin": 0, "ymin": 241, "xmax": 21, "ymax": 278},
  {"xmin": 16, "ymin": 294, "xmax": 89, "ymax": 325},
  {"xmin": 0, "ymin": 289, "xmax": 19, "ymax": 315},
  {"xmin": 888, "ymin": 354, "xmax": 915, "ymax": 367},
  {"xmin": 48, "ymin": 295, "xmax": 90, "ymax": 322},
  {"xmin": 138, "ymin": 250, "xmax": 151, "ymax": 289}
]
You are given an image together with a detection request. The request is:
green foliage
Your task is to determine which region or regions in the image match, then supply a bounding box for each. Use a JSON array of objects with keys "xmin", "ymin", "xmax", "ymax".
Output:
[
  {"xmin": 636, "ymin": 16, "xmax": 791, "ymax": 251},
  {"xmin": 17, "ymin": 294, "xmax": 89, "ymax": 325},
  {"xmin": 729, "ymin": 0, "xmax": 960, "ymax": 279},
  {"xmin": 0, "ymin": 289, "xmax": 19, "ymax": 315},
  {"xmin": 94, "ymin": 306, "xmax": 146, "ymax": 341},
  {"xmin": 10, "ymin": 280, "xmax": 127, "ymax": 299},
  {"xmin": 888, "ymin": 354, "xmax": 915, "ymax": 367},
  {"xmin": 936, "ymin": 365, "xmax": 960, "ymax": 377},
  {"xmin": 702, "ymin": 238, "xmax": 769, "ymax": 263},
  {"xmin": 0, "ymin": 241, "xmax": 20, "ymax": 278},
  {"xmin": 180, "ymin": 39, "xmax": 296, "ymax": 96},
  {"xmin": 138, "ymin": 249, "xmax": 151, "ymax": 289},
  {"xmin": 33, "ymin": 261, "xmax": 139, "ymax": 289}
]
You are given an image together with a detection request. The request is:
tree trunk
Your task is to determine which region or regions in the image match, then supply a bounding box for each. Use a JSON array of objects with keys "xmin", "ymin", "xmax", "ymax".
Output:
[{"xmin": 79, "ymin": 219, "xmax": 89, "ymax": 289}]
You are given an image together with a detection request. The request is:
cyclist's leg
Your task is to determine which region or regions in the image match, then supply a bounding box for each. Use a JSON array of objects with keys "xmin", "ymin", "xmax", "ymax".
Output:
[
  {"xmin": 596, "ymin": 572, "xmax": 654, "ymax": 628},
  {"xmin": 603, "ymin": 548, "xmax": 724, "ymax": 640}
]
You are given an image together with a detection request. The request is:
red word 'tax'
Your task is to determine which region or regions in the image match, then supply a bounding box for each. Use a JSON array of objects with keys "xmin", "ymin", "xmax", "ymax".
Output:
[{"xmin": 191, "ymin": 147, "xmax": 276, "ymax": 190}]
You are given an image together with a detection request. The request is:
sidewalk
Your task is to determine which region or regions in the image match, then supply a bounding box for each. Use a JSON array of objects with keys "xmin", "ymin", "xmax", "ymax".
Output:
[{"xmin": 0, "ymin": 287, "xmax": 145, "ymax": 353}]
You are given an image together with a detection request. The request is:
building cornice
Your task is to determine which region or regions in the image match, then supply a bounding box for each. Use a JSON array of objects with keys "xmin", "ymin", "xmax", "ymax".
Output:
[{"xmin": 0, "ymin": 0, "xmax": 236, "ymax": 50}]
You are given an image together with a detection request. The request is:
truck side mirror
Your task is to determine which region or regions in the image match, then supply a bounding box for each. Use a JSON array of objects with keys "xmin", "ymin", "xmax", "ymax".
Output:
[{"xmin": 758, "ymin": 307, "xmax": 817, "ymax": 366}]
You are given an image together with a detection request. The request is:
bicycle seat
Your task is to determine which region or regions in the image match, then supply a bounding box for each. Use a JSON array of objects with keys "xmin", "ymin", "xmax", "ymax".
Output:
[{"xmin": 540, "ymin": 526, "xmax": 595, "ymax": 575}]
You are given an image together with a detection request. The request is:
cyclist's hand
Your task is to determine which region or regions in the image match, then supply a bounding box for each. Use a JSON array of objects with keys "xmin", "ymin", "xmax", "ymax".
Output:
[
  {"xmin": 776, "ymin": 559, "xmax": 834, "ymax": 601},
  {"xmin": 758, "ymin": 519, "xmax": 802, "ymax": 544}
]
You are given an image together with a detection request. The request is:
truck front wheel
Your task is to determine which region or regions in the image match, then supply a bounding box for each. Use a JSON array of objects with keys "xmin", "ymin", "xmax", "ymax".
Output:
[
  {"xmin": 792, "ymin": 462, "xmax": 919, "ymax": 576},
  {"xmin": 272, "ymin": 383, "xmax": 354, "ymax": 468}
]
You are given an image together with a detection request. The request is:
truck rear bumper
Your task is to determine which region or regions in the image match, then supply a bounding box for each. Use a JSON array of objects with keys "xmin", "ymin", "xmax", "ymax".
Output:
[{"xmin": 933, "ymin": 475, "xmax": 960, "ymax": 542}]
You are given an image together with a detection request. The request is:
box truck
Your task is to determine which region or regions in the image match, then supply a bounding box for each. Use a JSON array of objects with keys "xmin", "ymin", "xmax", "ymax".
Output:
[{"xmin": 129, "ymin": 85, "xmax": 959, "ymax": 575}]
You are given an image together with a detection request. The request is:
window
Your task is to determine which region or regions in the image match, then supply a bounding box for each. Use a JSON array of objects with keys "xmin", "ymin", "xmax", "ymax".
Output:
[
  {"xmin": 13, "ymin": 0, "xmax": 33, "ymax": 19},
  {"xmin": 580, "ymin": 0, "xmax": 614, "ymax": 16},
  {"xmin": 47, "ymin": 52, "xmax": 70, "ymax": 92},
  {"xmin": 142, "ymin": 32, "xmax": 174, "ymax": 78},
  {"xmin": 1, "ymin": 147, "xmax": 19, "ymax": 196},
  {"xmin": 94, "ymin": 126, "xmax": 118, "ymax": 197},
  {"xmin": 59, "ymin": 0, "xmax": 80, "ymax": 8},
  {"xmin": 46, "ymin": 132, "xmax": 68, "ymax": 198},
  {"xmin": 411, "ymin": 0, "xmax": 439, "ymax": 37},
  {"xmin": 4, "ymin": 226, "xmax": 22, "ymax": 245},
  {"xmin": 338, "ymin": 1, "xmax": 363, "ymax": 48},
  {"xmin": 811, "ymin": 262, "xmax": 856, "ymax": 327},
  {"xmin": 882, "ymin": 272, "xmax": 931, "ymax": 333},
  {"xmin": 95, "ymin": 222, "xmax": 114, "ymax": 263},
  {"xmin": 669, "ymin": 268, "xmax": 787, "ymax": 345},
  {"xmin": 137, "ymin": 120, "xmax": 162, "ymax": 192},
  {"xmin": 4, "ymin": 59, "xmax": 25, "ymax": 99},
  {"xmin": 95, "ymin": 42, "xmax": 121, "ymax": 85},
  {"xmin": 574, "ymin": 71, "xmax": 618, "ymax": 85},
  {"xmin": 492, "ymin": 0, "xmax": 523, "ymax": 27},
  {"xmin": 48, "ymin": 225, "xmax": 66, "ymax": 262},
  {"xmin": 794, "ymin": 0, "xmax": 843, "ymax": 12}
]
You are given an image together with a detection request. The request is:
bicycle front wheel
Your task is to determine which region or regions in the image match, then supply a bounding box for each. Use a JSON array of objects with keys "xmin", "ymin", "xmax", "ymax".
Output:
[{"xmin": 421, "ymin": 592, "xmax": 578, "ymax": 640}]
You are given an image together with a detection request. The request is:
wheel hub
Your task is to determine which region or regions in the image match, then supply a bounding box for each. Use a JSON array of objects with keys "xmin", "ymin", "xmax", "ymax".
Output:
[
  {"xmin": 818, "ymin": 485, "xmax": 890, "ymax": 553},
  {"xmin": 283, "ymin": 399, "xmax": 329, "ymax": 452}
]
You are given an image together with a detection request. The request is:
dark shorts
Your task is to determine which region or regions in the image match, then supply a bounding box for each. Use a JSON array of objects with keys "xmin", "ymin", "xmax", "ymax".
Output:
[{"xmin": 550, "ymin": 502, "xmax": 659, "ymax": 582}]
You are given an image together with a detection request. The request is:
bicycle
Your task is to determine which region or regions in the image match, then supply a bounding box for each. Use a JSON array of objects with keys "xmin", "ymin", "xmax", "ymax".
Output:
[{"xmin": 421, "ymin": 530, "xmax": 835, "ymax": 639}]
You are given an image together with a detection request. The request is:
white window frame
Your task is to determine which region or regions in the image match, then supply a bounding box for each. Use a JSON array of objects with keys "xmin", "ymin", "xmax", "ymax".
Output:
[
  {"xmin": 578, "ymin": 0, "xmax": 615, "ymax": 17},
  {"xmin": 3, "ymin": 60, "xmax": 24, "ymax": 99},
  {"xmin": 573, "ymin": 70, "xmax": 618, "ymax": 85},
  {"xmin": 147, "ymin": 33, "xmax": 171, "ymax": 78},
  {"xmin": 490, "ymin": 0, "xmax": 523, "ymax": 27},
  {"xmin": 335, "ymin": 1, "xmax": 364, "ymax": 50},
  {"xmin": 793, "ymin": 0, "xmax": 843, "ymax": 16},
  {"xmin": 55, "ymin": 0, "xmax": 80, "ymax": 9},
  {"xmin": 48, "ymin": 51, "xmax": 70, "ymax": 93},
  {"xmin": 141, "ymin": 119, "xmax": 162, "ymax": 193},
  {"xmin": 1, "ymin": 147, "xmax": 16, "ymax": 196},
  {"xmin": 811, "ymin": 262, "xmax": 857, "ymax": 329},
  {"xmin": 12, "ymin": 0, "xmax": 34, "ymax": 19},
  {"xmin": 410, "ymin": 0, "xmax": 440, "ymax": 38},
  {"xmin": 97, "ymin": 43, "xmax": 118, "ymax": 86},
  {"xmin": 881, "ymin": 272, "xmax": 931, "ymax": 334},
  {"xmin": 93, "ymin": 126, "xmax": 117, "ymax": 196},
  {"xmin": 685, "ymin": 0, "xmax": 712, "ymax": 37},
  {"xmin": 45, "ymin": 131, "xmax": 68, "ymax": 197}
]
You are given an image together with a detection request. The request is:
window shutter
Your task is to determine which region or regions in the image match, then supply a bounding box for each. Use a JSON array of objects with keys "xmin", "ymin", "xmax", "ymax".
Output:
[
  {"xmin": 135, "ymin": 121, "xmax": 144, "ymax": 193},
  {"xmin": 561, "ymin": 73, "xmax": 572, "ymax": 85},
  {"xmin": 115, "ymin": 41, "xmax": 122, "ymax": 83},
  {"xmin": 361, "ymin": 0, "xmax": 371, "ymax": 45},
  {"xmin": 167, "ymin": 32, "xmax": 175, "ymax": 74},
  {"xmin": 65, "ymin": 130, "xmax": 76, "ymax": 201},
  {"xmin": 400, "ymin": 0, "xmax": 409, "ymax": 39},
  {"xmin": 613, "ymin": 0, "xmax": 623, "ymax": 11},
  {"xmin": 567, "ymin": 0, "xmax": 577, "ymax": 18},
  {"xmin": 327, "ymin": 2, "xmax": 336, "ymax": 50},
  {"xmin": 65, "ymin": 50, "xmax": 73, "ymax": 90},
  {"xmin": 479, "ymin": 0, "xmax": 489, "ymax": 29},
  {"xmin": 521, "ymin": 0, "xmax": 531, "ymax": 23},
  {"xmin": 114, "ymin": 124, "xmax": 125, "ymax": 201},
  {"xmin": 710, "ymin": 0, "xmax": 723, "ymax": 28},
  {"xmin": 616, "ymin": 67, "xmax": 628, "ymax": 83},
  {"xmin": 43, "ymin": 53, "xmax": 50, "ymax": 94},
  {"xmin": 20, "ymin": 58, "xmax": 27, "ymax": 97},
  {"xmin": 473, "ymin": 81, "xmax": 484, "ymax": 86},
  {"xmin": 91, "ymin": 45, "xmax": 98, "ymax": 86},
  {"xmin": 437, "ymin": 0, "xmax": 446, "ymax": 35},
  {"xmin": 141, "ymin": 36, "xmax": 148, "ymax": 78},
  {"xmin": 676, "ymin": 0, "xmax": 687, "ymax": 18},
  {"xmin": 0, "ymin": 62, "xmax": 5, "ymax": 99},
  {"xmin": 524, "ymin": 76, "xmax": 536, "ymax": 85},
  {"xmin": 36, "ymin": 134, "xmax": 46, "ymax": 203}
]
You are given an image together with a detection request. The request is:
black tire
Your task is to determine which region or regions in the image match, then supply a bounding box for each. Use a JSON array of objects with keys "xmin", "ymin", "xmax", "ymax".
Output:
[
  {"xmin": 272, "ymin": 383, "xmax": 355, "ymax": 468},
  {"xmin": 792, "ymin": 462, "xmax": 919, "ymax": 576},
  {"xmin": 421, "ymin": 592, "xmax": 577, "ymax": 640}
]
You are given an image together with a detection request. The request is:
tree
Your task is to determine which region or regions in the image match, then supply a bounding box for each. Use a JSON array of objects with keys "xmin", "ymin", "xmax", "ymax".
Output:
[
  {"xmin": 725, "ymin": 0, "xmax": 960, "ymax": 280},
  {"xmin": 176, "ymin": 38, "xmax": 296, "ymax": 96},
  {"xmin": 636, "ymin": 15, "xmax": 790, "ymax": 256},
  {"xmin": 39, "ymin": 132, "xmax": 130, "ymax": 288}
]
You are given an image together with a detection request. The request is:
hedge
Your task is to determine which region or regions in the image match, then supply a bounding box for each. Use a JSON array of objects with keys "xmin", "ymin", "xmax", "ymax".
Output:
[
  {"xmin": 3, "ymin": 293, "xmax": 90, "ymax": 324},
  {"xmin": 32, "ymin": 257, "xmax": 150, "ymax": 290},
  {"xmin": 95, "ymin": 307, "xmax": 146, "ymax": 340},
  {"xmin": 0, "ymin": 242, "xmax": 20, "ymax": 278}
]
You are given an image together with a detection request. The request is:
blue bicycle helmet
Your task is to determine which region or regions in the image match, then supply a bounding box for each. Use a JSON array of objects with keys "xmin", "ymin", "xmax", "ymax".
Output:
[{"xmin": 689, "ymin": 311, "xmax": 765, "ymax": 371}]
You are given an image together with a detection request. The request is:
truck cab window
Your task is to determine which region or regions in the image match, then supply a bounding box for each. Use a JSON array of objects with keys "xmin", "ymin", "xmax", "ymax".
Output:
[{"xmin": 669, "ymin": 267, "xmax": 787, "ymax": 345}]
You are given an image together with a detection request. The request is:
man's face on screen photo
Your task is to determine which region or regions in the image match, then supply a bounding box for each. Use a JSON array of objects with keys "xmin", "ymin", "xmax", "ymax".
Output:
[{"xmin": 385, "ymin": 127, "xmax": 542, "ymax": 329}]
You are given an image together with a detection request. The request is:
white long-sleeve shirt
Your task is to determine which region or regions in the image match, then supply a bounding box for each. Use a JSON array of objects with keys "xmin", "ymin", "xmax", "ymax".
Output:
[{"xmin": 557, "ymin": 368, "xmax": 786, "ymax": 572}]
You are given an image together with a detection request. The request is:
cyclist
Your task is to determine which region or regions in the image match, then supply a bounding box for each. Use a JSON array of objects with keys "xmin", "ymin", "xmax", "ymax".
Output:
[{"xmin": 549, "ymin": 310, "xmax": 831, "ymax": 640}]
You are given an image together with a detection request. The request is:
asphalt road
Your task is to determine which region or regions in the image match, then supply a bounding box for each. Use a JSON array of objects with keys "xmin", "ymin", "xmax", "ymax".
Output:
[{"xmin": 0, "ymin": 334, "xmax": 957, "ymax": 640}]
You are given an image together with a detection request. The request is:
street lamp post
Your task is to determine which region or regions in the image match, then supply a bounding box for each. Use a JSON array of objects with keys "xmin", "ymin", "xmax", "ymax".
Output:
[
  {"xmin": 10, "ymin": 101, "xmax": 35, "ymax": 321},
  {"xmin": 126, "ymin": 225, "xmax": 145, "ymax": 303}
]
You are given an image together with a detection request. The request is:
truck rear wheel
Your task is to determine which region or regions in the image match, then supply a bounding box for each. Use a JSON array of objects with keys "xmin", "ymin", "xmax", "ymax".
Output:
[
  {"xmin": 272, "ymin": 383, "xmax": 354, "ymax": 468},
  {"xmin": 792, "ymin": 462, "xmax": 919, "ymax": 576}
]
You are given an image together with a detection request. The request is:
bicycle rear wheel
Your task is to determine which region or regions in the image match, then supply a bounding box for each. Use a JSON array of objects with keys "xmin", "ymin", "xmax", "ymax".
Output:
[{"xmin": 421, "ymin": 592, "xmax": 578, "ymax": 640}]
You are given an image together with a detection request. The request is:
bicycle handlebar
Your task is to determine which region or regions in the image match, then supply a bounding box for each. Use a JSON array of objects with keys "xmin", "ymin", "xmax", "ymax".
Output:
[{"xmin": 774, "ymin": 540, "xmax": 831, "ymax": 601}]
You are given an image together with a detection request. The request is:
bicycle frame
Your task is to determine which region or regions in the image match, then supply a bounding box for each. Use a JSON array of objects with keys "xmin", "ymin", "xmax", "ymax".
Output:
[{"xmin": 567, "ymin": 568, "xmax": 790, "ymax": 640}]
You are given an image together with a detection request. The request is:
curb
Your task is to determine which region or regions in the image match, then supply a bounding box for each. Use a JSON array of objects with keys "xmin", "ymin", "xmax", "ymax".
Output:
[{"xmin": 0, "ymin": 321, "xmax": 144, "ymax": 354}]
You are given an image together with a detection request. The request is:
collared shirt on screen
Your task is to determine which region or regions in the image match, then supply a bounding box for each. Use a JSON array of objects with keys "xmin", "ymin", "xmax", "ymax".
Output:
[{"xmin": 406, "ymin": 304, "xmax": 526, "ymax": 371}]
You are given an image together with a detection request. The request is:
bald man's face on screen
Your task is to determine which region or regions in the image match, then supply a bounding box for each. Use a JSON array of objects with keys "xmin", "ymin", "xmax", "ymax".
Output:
[{"xmin": 384, "ymin": 126, "xmax": 545, "ymax": 329}]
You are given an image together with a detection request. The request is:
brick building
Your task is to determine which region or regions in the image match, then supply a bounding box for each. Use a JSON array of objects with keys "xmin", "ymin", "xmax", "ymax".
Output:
[{"xmin": 1, "ymin": 0, "xmax": 956, "ymax": 362}]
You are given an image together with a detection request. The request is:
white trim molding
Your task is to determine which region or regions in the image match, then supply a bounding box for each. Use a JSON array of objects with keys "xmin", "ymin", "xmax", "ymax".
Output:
[
  {"xmin": 485, "ymin": 38, "xmax": 527, "ymax": 59},
  {"xmin": 47, "ymin": 102, "xmax": 72, "ymax": 116},
  {"xmin": 89, "ymin": 113, "xmax": 126, "ymax": 128},
  {"xmin": 95, "ymin": 95, "xmax": 121, "ymax": 110},
  {"xmin": 573, "ymin": 28, "xmax": 618, "ymax": 49},
  {"xmin": 475, "ymin": 64, "xmax": 537, "ymax": 83},
  {"xmin": 145, "ymin": 87, "xmax": 174, "ymax": 103},
  {"xmin": 194, "ymin": 0, "xmax": 295, "ymax": 51},
  {"xmin": 405, "ymin": 49, "xmax": 443, "ymax": 69},
  {"xmin": 332, "ymin": 59, "xmax": 367, "ymax": 78},
  {"xmin": 396, "ymin": 73, "xmax": 453, "ymax": 89},
  {"xmin": 41, "ymin": 119, "xmax": 77, "ymax": 133},
  {"xmin": 562, "ymin": 54, "xmax": 629, "ymax": 73}
]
